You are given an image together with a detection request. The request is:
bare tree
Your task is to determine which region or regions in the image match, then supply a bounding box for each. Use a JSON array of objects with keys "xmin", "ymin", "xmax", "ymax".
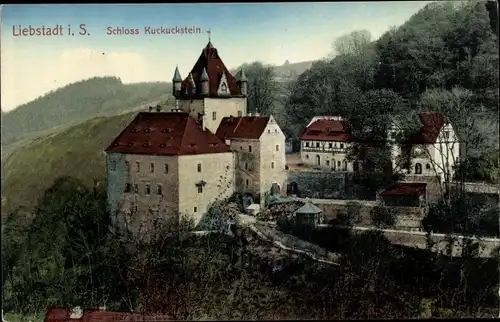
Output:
[{"xmin": 333, "ymin": 30, "xmax": 373, "ymax": 57}]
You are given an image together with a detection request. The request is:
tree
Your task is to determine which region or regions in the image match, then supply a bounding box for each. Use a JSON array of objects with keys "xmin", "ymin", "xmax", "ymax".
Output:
[
  {"xmin": 419, "ymin": 87, "xmax": 490, "ymax": 190},
  {"xmin": 333, "ymin": 30, "xmax": 372, "ymax": 57},
  {"xmin": 236, "ymin": 62, "xmax": 279, "ymax": 116}
]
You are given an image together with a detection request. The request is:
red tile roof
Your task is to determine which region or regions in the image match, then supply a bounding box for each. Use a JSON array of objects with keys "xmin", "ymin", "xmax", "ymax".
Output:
[
  {"xmin": 299, "ymin": 119, "xmax": 353, "ymax": 142},
  {"xmin": 45, "ymin": 307, "xmax": 172, "ymax": 322},
  {"xmin": 105, "ymin": 112, "xmax": 230, "ymax": 156},
  {"xmin": 406, "ymin": 112, "xmax": 446, "ymax": 144},
  {"xmin": 179, "ymin": 42, "xmax": 242, "ymax": 98},
  {"xmin": 380, "ymin": 182, "xmax": 427, "ymax": 197},
  {"xmin": 216, "ymin": 116, "xmax": 270, "ymax": 141}
]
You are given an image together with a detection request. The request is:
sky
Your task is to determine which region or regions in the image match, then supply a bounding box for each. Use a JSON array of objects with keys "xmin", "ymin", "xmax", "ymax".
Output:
[{"xmin": 1, "ymin": 2, "xmax": 433, "ymax": 112}]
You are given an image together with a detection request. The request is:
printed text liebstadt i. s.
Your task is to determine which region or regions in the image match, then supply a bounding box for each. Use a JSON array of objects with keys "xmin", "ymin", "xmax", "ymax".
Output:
[{"xmin": 12, "ymin": 24, "xmax": 90, "ymax": 36}]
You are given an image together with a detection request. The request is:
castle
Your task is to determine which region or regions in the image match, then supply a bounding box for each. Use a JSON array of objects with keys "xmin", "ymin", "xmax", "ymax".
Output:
[{"xmin": 105, "ymin": 41, "xmax": 286, "ymax": 234}]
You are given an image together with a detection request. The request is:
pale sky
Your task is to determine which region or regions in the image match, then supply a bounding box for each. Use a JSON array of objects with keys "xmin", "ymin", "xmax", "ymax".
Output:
[{"xmin": 1, "ymin": 2, "xmax": 433, "ymax": 112}]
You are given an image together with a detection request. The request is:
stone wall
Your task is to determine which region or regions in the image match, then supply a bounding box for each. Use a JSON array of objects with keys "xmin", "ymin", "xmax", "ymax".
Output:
[
  {"xmin": 317, "ymin": 202, "xmax": 425, "ymax": 228},
  {"xmin": 285, "ymin": 171, "xmax": 380, "ymax": 200},
  {"xmin": 286, "ymin": 171, "xmax": 346, "ymax": 199}
]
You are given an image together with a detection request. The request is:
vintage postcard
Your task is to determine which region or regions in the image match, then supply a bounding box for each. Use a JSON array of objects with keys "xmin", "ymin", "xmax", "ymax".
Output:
[{"xmin": 1, "ymin": 2, "xmax": 499, "ymax": 321}]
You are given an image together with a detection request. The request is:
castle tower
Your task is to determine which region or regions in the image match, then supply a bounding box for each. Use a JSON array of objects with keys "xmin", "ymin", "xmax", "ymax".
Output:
[
  {"xmin": 236, "ymin": 68, "xmax": 248, "ymax": 97},
  {"xmin": 172, "ymin": 66, "xmax": 182, "ymax": 97},
  {"xmin": 172, "ymin": 41, "xmax": 248, "ymax": 134}
]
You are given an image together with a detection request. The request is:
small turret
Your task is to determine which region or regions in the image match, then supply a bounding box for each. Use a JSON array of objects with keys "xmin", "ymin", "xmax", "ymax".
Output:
[
  {"xmin": 237, "ymin": 68, "xmax": 248, "ymax": 96},
  {"xmin": 172, "ymin": 66, "xmax": 182, "ymax": 97},
  {"xmin": 188, "ymin": 73, "xmax": 196, "ymax": 95},
  {"xmin": 201, "ymin": 67, "xmax": 209, "ymax": 96}
]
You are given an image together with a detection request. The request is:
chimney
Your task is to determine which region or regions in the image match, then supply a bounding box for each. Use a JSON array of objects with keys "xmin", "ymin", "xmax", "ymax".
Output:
[
  {"xmin": 156, "ymin": 104, "xmax": 161, "ymax": 112},
  {"xmin": 229, "ymin": 115, "xmax": 234, "ymax": 122},
  {"xmin": 148, "ymin": 106, "xmax": 153, "ymax": 112}
]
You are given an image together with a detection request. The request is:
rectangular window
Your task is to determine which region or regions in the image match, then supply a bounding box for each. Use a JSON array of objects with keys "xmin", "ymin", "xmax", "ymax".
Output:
[
  {"xmin": 316, "ymin": 142, "xmax": 319, "ymax": 148},
  {"xmin": 125, "ymin": 183, "xmax": 131, "ymax": 192},
  {"xmin": 164, "ymin": 164, "xmax": 169, "ymax": 173},
  {"xmin": 245, "ymin": 163, "xmax": 248, "ymax": 170},
  {"xmin": 340, "ymin": 143, "xmax": 344, "ymax": 149},
  {"xmin": 134, "ymin": 184, "xmax": 139, "ymax": 193},
  {"xmin": 276, "ymin": 144, "xmax": 279, "ymax": 151},
  {"xmin": 194, "ymin": 207, "xmax": 197, "ymax": 213},
  {"xmin": 329, "ymin": 143, "xmax": 332, "ymax": 148},
  {"xmin": 125, "ymin": 161, "xmax": 130, "ymax": 173},
  {"xmin": 197, "ymin": 163, "xmax": 202, "ymax": 172},
  {"xmin": 197, "ymin": 185, "xmax": 203, "ymax": 193},
  {"xmin": 249, "ymin": 146, "xmax": 252, "ymax": 152},
  {"xmin": 246, "ymin": 179, "xmax": 249, "ymax": 187},
  {"xmin": 212, "ymin": 111, "xmax": 217, "ymax": 121},
  {"xmin": 271, "ymin": 162, "xmax": 275, "ymax": 169},
  {"xmin": 136, "ymin": 162, "xmax": 140, "ymax": 173},
  {"xmin": 306, "ymin": 142, "xmax": 309, "ymax": 147},
  {"xmin": 150, "ymin": 163, "xmax": 154, "ymax": 173},
  {"xmin": 268, "ymin": 129, "xmax": 271, "ymax": 134},
  {"xmin": 157, "ymin": 184, "xmax": 163, "ymax": 195},
  {"xmin": 109, "ymin": 160, "xmax": 117, "ymax": 171},
  {"xmin": 145, "ymin": 184, "xmax": 151, "ymax": 195}
]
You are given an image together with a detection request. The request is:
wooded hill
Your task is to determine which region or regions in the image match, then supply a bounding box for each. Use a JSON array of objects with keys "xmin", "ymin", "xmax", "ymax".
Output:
[{"xmin": 1, "ymin": 77, "xmax": 172, "ymax": 159}]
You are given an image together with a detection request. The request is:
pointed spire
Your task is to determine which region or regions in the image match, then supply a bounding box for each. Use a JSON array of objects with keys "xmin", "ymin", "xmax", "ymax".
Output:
[
  {"xmin": 201, "ymin": 67, "xmax": 209, "ymax": 82},
  {"xmin": 237, "ymin": 68, "xmax": 247, "ymax": 82},
  {"xmin": 172, "ymin": 66, "xmax": 182, "ymax": 82}
]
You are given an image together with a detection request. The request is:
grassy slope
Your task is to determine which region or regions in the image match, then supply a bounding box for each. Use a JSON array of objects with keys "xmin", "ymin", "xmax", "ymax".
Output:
[{"xmin": 1, "ymin": 112, "xmax": 137, "ymax": 214}]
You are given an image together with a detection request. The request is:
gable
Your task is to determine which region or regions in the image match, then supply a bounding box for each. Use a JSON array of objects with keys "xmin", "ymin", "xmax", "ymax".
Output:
[
  {"xmin": 260, "ymin": 115, "xmax": 285, "ymax": 139},
  {"xmin": 217, "ymin": 72, "xmax": 230, "ymax": 96}
]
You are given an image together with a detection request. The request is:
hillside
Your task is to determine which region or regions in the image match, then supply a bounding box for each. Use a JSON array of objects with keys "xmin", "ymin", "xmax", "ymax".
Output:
[
  {"xmin": 230, "ymin": 60, "xmax": 315, "ymax": 81},
  {"xmin": 1, "ymin": 112, "xmax": 137, "ymax": 214},
  {"xmin": 1, "ymin": 77, "xmax": 173, "ymax": 157},
  {"xmin": 273, "ymin": 60, "xmax": 315, "ymax": 78}
]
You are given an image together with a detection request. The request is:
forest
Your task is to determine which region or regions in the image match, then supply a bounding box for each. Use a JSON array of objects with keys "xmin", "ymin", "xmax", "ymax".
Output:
[
  {"xmin": 242, "ymin": 1, "xmax": 498, "ymax": 183},
  {"xmin": 2, "ymin": 177, "xmax": 498, "ymax": 319}
]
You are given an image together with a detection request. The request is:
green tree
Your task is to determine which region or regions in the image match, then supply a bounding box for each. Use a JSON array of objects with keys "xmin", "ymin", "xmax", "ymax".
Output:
[{"xmin": 236, "ymin": 62, "xmax": 279, "ymax": 116}]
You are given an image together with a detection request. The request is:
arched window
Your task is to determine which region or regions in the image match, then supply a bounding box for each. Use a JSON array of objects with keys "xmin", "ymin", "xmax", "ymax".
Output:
[
  {"xmin": 332, "ymin": 160, "xmax": 336, "ymax": 170},
  {"xmin": 425, "ymin": 163, "xmax": 431, "ymax": 170},
  {"xmin": 316, "ymin": 155, "xmax": 321, "ymax": 166},
  {"xmin": 415, "ymin": 163, "xmax": 423, "ymax": 174}
]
